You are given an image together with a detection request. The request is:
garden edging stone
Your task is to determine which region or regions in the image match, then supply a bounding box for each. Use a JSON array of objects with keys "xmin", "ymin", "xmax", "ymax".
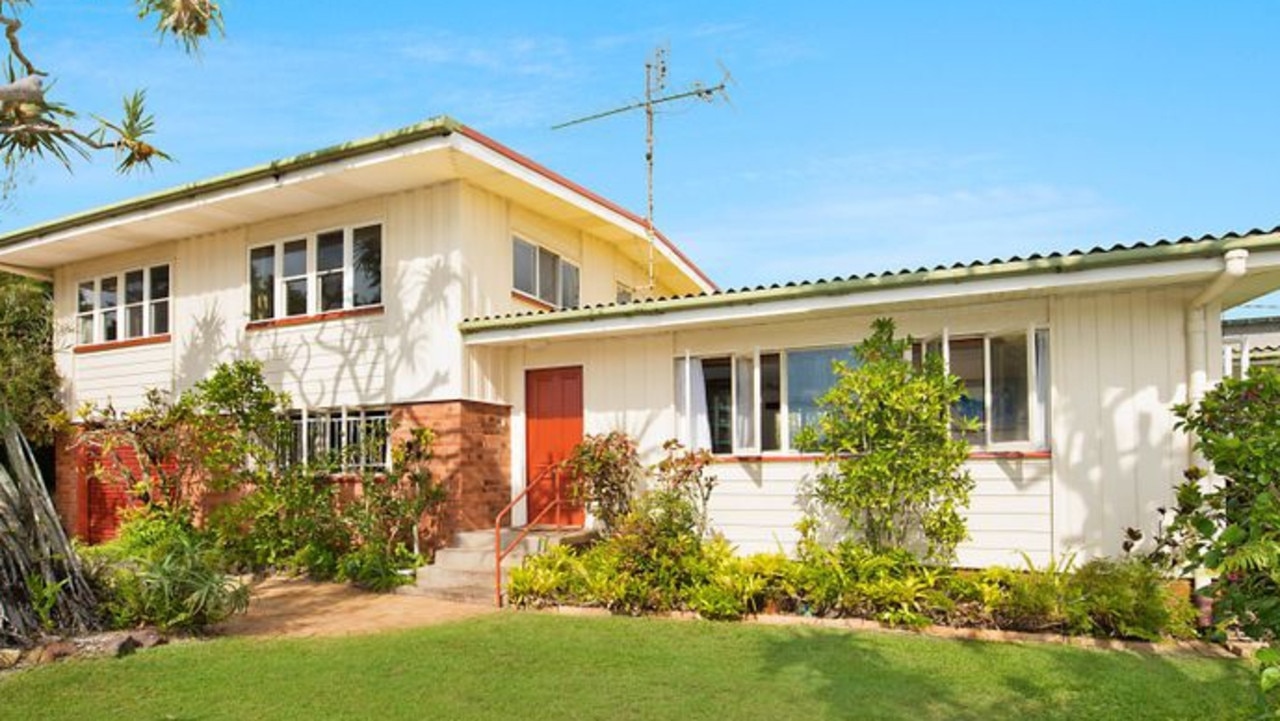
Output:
[{"xmin": 530, "ymin": 605, "xmax": 1243, "ymax": 659}]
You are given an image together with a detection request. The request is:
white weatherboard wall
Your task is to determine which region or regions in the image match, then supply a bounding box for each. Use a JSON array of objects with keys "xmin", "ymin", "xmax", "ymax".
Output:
[
  {"xmin": 497, "ymin": 284, "xmax": 1207, "ymax": 566},
  {"xmin": 690, "ymin": 458, "xmax": 1051, "ymax": 567},
  {"xmin": 54, "ymin": 178, "xmax": 667, "ymax": 413},
  {"xmin": 499, "ymin": 297, "xmax": 1058, "ymax": 566},
  {"xmin": 1048, "ymin": 287, "xmax": 1194, "ymax": 559}
]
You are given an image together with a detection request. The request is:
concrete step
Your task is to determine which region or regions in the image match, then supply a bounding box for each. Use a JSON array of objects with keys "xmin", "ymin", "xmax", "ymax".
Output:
[
  {"xmin": 395, "ymin": 527, "xmax": 592, "ymax": 606},
  {"xmin": 432, "ymin": 546, "xmax": 527, "ymax": 572},
  {"xmin": 450, "ymin": 528, "xmax": 571, "ymax": 555},
  {"xmin": 415, "ymin": 566, "xmax": 506, "ymax": 590},
  {"xmin": 396, "ymin": 582, "xmax": 493, "ymax": 605}
]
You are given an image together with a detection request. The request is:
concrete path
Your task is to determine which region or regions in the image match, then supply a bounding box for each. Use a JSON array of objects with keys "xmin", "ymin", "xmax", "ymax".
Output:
[{"xmin": 217, "ymin": 576, "xmax": 496, "ymax": 639}]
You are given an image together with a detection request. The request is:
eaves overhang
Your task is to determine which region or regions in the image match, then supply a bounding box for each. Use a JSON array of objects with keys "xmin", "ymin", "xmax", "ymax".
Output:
[
  {"xmin": 460, "ymin": 229, "xmax": 1280, "ymax": 346},
  {"xmin": 0, "ymin": 117, "xmax": 716, "ymax": 295}
]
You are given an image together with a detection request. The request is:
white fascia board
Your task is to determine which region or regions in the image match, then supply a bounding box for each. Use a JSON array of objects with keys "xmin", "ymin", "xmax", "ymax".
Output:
[
  {"xmin": 464, "ymin": 255, "xmax": 1226, "ymax": 346},
  {"xmin": 451, "ymin": 134, "xmax": 715, "ymax": 294},
  {"xmin": 0, "ymin": 135, "xmax": 455, "ymax": 264}
]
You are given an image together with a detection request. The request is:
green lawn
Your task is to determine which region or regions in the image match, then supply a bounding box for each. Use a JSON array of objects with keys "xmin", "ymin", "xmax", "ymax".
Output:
[{"xmin": 0, "ymin": 613, "xmax": 1259, "ymax": 721}]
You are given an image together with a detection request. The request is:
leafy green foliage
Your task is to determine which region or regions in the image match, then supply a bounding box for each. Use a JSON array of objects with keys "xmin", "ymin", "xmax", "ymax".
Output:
[
  {"xmin": 80, "ymin": 508, "xmax": 248, "ymax": 633},
  {"xmin": 562, "ymin": 431, "xmax": 643, "ymax": 534},
  {"xmin": 513, "ymin": 514, "xmax": 1190, "ymax": 638},
  {"xmin": 1164, "ymin": 369, "xmax": 1280, "ymax": 643},
  {"xmin": 652, "ymin": 440, "xmax": 717, "ymax": 539},
  {"xmin": 0, "ymin": 1, "xmax": 223, "ymax": 180},
  {"xmin": 0, "ymin": 274, "xmax": 60, "ymax": 445},
  {"xmin": 76, "ymin": 361, "xmax": 444, "ymax": 594},
  {"xmin": 796, "ymin": 317, "xmax": 974, "ymax": 561},
  {"xmin": 23, "ymin": 572, "xmax": 68, "ymax": 630},
  {"xmin": 1156, "ymin": 368, "xmax": 1280, "ymax": 712}
]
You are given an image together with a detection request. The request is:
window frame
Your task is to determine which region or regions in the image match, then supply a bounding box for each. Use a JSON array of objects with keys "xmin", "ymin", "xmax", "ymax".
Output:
[
  {"xmin": 282, "ymin": 406, "xmax": 391, "ymax": 472},
  {"xmin": 248, "ymin": 221, "xmax": 384, "ymax": 322},
  {"xmin": 510, "ymin": 234, "xmax": 581, "ymax": 309},
  {"xmin": 914, "ymin": 325, "xmax": 1049, "ymax": 450},
  {"xmin": 74, "ymin": 264, "xmax": 173, "ymax": 347},
  {"xmin": 675, "ymin": 328, "xmax": 1050, "ymax": 456}
]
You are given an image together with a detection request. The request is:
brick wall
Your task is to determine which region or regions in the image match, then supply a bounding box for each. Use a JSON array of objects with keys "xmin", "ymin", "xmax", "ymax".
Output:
[
  {"xmin": 52, "ymin": 430, "xmax": 137, "ymax": 543},
  {"xmin": 392, "ymin": 400, "xmax": 511, "ymax": 544},
  {"xmin": 52, "ymin": 430, "xmax": 82, "ymax": 539}
]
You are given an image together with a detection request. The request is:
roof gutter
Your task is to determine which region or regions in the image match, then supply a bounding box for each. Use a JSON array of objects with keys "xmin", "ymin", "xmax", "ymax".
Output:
[
  {"xmin": 1186, "ymin": 248, "xmax": 1249, "ymax": 447},
  {"xmin": 0, "ymin": 117, "xmax": 462, "ymax": 256}
]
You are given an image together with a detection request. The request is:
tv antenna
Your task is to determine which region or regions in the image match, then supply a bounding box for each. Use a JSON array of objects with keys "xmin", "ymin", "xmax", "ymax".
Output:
[{"xmin": 553, "ymin": 46, "xmax": 731, "ymax": 298}]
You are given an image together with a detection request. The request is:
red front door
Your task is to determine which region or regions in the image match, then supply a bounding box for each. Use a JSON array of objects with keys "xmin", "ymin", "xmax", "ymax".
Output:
[{"xmin": 525, "ymin": 366, "xmax": 584, "ymax": 527}]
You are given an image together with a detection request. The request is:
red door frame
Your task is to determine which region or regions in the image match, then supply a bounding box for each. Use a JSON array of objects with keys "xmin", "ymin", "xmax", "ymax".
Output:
[{"xmin": 525, "ymin": 366, "xmax": 584, "ymax": 527}]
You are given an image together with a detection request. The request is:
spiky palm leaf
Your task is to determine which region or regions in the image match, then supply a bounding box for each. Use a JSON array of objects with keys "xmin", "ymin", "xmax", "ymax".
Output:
[{"xmin": 0, "ymin": 404, "xmax": 99, "ymax": 647}]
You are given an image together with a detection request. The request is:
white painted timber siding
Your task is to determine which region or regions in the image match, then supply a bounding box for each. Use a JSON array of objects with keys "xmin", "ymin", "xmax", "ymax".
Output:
[
  {"xmin": 54, "ymin": 178, "xmax": 664, "ymax": 412},
  {"xmin": 244, "ymin": 316, "xmax": 388, "ymax": 407},
  {"xmin": 701, "ymin": 458, "xmax": 1052, "ymax": 566},
  {"xmin": 504, "ymin": 300, "xmax": 1059, "ymax": 565},
  {"xmin": 71, "ymin": 342, "xmax": 173, "ymax": 411},
  {"xmin": 1048, "ymin": 287, "xmax": 1194, "ymax": 559}
]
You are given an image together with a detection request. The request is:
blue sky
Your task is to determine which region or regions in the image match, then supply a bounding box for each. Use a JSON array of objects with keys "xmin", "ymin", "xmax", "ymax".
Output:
[{"xmin": 5, "ymin": 1, "xmax": 1280, "ymax": 313}]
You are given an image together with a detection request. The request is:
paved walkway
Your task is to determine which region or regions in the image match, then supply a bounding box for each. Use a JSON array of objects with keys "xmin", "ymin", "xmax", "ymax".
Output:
[{"xmin": 217, "ymin": 576, "xmax": 495, "ymax": 639}]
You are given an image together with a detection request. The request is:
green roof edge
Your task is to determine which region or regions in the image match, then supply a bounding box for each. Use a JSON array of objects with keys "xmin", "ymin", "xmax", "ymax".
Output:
[
  {"xmin": 460, "ymin": 231, "xmax": 1280, "ymax": 334},
  {"xmin": 0, "ymin": 115, "xmax": 462, "ymax": 250}
]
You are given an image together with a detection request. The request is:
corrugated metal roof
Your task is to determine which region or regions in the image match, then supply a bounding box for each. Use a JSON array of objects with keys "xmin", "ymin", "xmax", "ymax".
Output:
[{"xmin": 461, "ymin": 225, "xmax": 1280, "ymax": 331}]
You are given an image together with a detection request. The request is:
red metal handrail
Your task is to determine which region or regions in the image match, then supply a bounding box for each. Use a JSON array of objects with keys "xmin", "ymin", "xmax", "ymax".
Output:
[{"xmin": 494, "ymin": 463, "xmax": 573, "ymax": 607}]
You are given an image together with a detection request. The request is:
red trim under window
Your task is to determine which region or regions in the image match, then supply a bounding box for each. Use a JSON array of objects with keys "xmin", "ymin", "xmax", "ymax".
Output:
[
  {"xmin": 511, "ymin": 290, "xmax": 556, "ymax": 312},
  {"xmin": 246, "ymin": 305, "xmax": 384, "ymax": 331},
  {"xmin": 712, "ymin": 449, "xmax": 1051, "ymax": 464},
  {"xmin": 74, "ymin": 334, "xmax": 171, "ymax": 354}
]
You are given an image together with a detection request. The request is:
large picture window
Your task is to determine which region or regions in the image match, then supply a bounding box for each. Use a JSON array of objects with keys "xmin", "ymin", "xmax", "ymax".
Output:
[
  {"xmin": 675, "ymin": 330, "xmax": 1049, "ymax": 455},
  {"xmin": 512, "ymin": 237, "xmax": 580, "ymax": 309},
  {"xmin": 75, "ymin": 264, "xmax": 171, "ymax": 346},
  {"xmin": 250, "ymin": 224, "xmax": 382, "ymax": 322}
]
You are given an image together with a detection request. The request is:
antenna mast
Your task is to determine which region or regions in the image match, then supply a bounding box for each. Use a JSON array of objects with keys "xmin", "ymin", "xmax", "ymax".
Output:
[{"xmin": 553, "ymin": 46, "xmax": 730, "ymax": 298}]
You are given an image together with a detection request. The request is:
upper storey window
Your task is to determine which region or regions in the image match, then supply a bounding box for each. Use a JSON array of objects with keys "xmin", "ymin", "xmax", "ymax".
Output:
[
  {"xmin": 76, "ymin": 265, "xmax": 170, "ymax": 345},
  {"xmin": 513, "ymin": 236, "xmax": 579, "ymax": 308},
  {"xmin": 249, "ymin": 224, "xmax": 382, "ymax": 321}
]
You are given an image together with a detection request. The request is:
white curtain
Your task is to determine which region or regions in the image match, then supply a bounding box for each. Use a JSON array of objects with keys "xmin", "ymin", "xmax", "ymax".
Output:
[{"xmin": 675, "ymin": 356, "xmax": 712, "ymax": 450}]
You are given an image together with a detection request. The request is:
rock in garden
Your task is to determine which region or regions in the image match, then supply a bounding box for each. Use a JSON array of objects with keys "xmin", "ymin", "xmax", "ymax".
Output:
[
  {"xmin": 34, "ymin": 641, "xmax": 76, "ymax": 664},
  {"xmin": 0, "ymin": 648, "xmax": 21, "ymax": 669},
  {"xmin": 131, "ymin": 628, "xmax": 167, "ymax": 649},
  {"xmin": 102, "ymin": 632, "xmax": 141, "ymax": 658}
]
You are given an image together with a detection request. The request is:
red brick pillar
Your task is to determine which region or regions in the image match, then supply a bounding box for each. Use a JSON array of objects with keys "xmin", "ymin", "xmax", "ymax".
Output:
[{"xmin": 392, "ymin": 400, "xmax": 511, "ymax": 545}]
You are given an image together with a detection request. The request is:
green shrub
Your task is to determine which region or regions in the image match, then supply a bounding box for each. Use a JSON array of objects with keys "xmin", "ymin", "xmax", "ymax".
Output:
[
  {"xmin": 338, "ymin": 544, "xmax": 419, "ymax": 593},
  {"xmin": 83, "ymin": 509, "xmax": 248, "ymax": 633},
  {"xmin": 796, "ymin": 318, "xmax": 975, "ymax": 561},
  {"xmin": 1068, "ymin": 557, "xmax": 1195, "ymax": 641},
  {"xmin": 562, "ymin": 431, "xmax": 644, "ymax": 535}
]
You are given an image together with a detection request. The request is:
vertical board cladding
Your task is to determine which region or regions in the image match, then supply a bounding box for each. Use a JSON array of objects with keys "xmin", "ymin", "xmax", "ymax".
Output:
[
  {"xmin": 173, "ymin": 228, "xmax": 249, "ymax": 393},
  {"xmin": 1049, "ymin": 287, "xmax": 1191, "ymax": 559},
  {"xmin": 392, "ymin": 400, "xmax": 511, "ymax": 541},
  {"xmin": 244, "ymin": 315, "xmax": 388, "ymax": 407},
  {"xmin": 515, "ymin": 334, "xmax": 677, "ymax": 465},
  {"xmin": 701, "ymin": 458, "xmax": 1053, "ymax": 566},
  {"xmin": 385, "ymin": 183, "xmax": 466, "ymax": 403}
]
